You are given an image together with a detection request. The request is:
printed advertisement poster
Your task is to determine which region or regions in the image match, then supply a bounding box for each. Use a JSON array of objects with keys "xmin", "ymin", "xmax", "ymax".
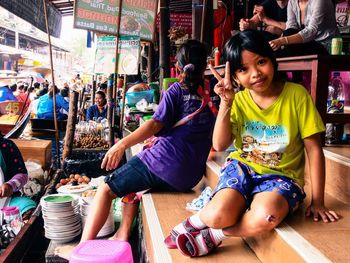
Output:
[
  {"xmin": 120, "ymin": 0, "xmax": 158, "ymax": 41},
  {"xmin": 74, "ymin": 0, "xmax": 119, "ymax": 35},
  {"xmin": 94, "ymin": 36, "xmax": 140, "ymax": 75},
  {"xmin": 118, "ymin": 36, "xmax": 140, "ymax": 75},
  {"xmin": 94, "ymin": 36, "xmax": 116, "ymax": 75},
  {"xmin": 74, "ymin": 0, "xmax": 158, "ymax": 40}
]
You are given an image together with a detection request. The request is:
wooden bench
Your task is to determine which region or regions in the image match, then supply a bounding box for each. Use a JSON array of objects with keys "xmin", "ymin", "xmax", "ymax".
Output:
[{"xmin": 205, "ymin": 55, "xmax": 350, "ymax": 127}]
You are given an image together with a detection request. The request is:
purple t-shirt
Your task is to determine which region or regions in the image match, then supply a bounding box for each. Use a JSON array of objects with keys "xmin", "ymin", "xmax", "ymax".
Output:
[{"xmin": 138, "ymin": 82, "xmax": 219, "ymax": 191}]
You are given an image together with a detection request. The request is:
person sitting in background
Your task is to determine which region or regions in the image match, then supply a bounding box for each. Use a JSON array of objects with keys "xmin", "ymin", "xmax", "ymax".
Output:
[
  {"xmin": 269, "ymin": 0, "xmax": 339, "ymax": 56},
  {"xmin": 0, "ymin": 135, "xmax": 28, "ymax": 201},
  {"xmin": 60, "ymin": 87, "xmax": 70, "ymax": 116},
  {"xmin": 0, "ymin": 82, "xmax": 17, "ymax": 102},
  {"xmin": 14, "ymin": 83, "xmax": 31, "ymax": 107},
  {"xmin": 86, "ymin": 90, "xmax": 107, "ymax": 121},
  {"xmin": 239, "ymin": 0, "xmax": 288, "ymax": 41},
  {"xmin": 37, "ymin": 85, "xmax": 69, "ymax": 120},
  {"xmin": 98, "ymin": 82, "xmax": 107, "ymax": 93}
]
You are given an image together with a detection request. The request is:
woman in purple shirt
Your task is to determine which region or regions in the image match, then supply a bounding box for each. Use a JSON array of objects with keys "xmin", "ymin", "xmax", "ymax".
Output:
[{"xmin": 55, "ymin": 40, "xmax": 219, "ymax": 259}]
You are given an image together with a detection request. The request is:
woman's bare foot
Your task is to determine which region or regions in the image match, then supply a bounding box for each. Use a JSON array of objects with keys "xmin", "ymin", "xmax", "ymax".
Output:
[{"xmin": 54, "ymin": 244, "xmax": 76, "ymax": 260}]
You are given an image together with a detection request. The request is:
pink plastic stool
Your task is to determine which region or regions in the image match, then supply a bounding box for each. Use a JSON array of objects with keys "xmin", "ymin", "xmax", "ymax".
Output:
[{"xmin": 69, "ymin": 240, "xmax": 133, "ymax": 263}]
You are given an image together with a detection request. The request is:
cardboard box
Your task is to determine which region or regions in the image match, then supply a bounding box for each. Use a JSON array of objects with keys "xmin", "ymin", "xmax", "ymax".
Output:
[{"xmin": 12, "ymin": 139, "xmax": 52, "ymax": 169}]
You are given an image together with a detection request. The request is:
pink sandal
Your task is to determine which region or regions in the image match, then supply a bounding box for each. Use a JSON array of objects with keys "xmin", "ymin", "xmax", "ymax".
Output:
[
  {"xmin": 164, "ymin": 218, "xmax": 203, "ymax": 249},
  {"xmin": 176, "ymin": 228, "xmax": 221, "ymax": 257}
]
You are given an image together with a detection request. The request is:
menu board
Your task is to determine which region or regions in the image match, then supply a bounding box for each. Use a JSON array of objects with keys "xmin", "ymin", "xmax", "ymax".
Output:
[
  {"xmin": 94, "ymin": 35, "xmax": 140, "ymax": 75},
  {"xmin": 74, "ymin": 0, "xmax": 158, "ymax": 41}
]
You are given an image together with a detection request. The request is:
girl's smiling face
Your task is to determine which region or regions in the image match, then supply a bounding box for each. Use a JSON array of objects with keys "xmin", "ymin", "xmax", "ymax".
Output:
[{"xmin": 233, "ymin": 50, "xmax": 276, "ymax": 95}]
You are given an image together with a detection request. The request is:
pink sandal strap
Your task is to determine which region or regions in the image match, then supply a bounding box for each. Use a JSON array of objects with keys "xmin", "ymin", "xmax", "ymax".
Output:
[
  {"xmin": 176, "ymin": 229, "xmax": 220, "ymax": 257},
  {"xmin": 164, "ymin": 218, "xmax": 201, "ymax": 249}
]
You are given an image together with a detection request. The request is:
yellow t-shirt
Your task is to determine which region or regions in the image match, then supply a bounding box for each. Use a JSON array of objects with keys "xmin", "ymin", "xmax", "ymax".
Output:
[{"xmin": 228, "ymin": 82, "xmax": 325, "ymax": 186}]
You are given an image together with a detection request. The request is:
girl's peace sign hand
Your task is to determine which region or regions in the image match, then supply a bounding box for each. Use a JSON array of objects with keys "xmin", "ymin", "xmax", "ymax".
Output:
[{"xmin": 209, "ymin": 61, "xmax": 235, "ymax": 105}]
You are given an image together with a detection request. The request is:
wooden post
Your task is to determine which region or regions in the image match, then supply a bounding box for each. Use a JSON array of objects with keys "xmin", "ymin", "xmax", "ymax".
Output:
[
  {"xmin": 200, "ymin": 0, "xmax": 208, "ymax": 43},
  {"xmin": 119, "ymin": 74, "xmax": 127, "ymax": 135},
  {"xmin": 147, "ymin": 42, "xmax": 154, "ymax": 83},
  {"xmin": 107, "ymin": 78, "xmax": 114, "ymax": 148},
  {"xmin": 43, "ymin": 0, "xmax": 60, "ymax": 168},
  {"xmin": 62, "ymin": 90, "xmax": 79, "ymax": 162},
  {"xmin": 92, "ymin": 76, "xmax": 96, "ymax": 104},
  {"xmin": 159, "ymin": 0, "xmax": 170, "ymax": 90},
  {"xmin": 192, "ymin": 0, "xmax": 202, "ymax": 40}
]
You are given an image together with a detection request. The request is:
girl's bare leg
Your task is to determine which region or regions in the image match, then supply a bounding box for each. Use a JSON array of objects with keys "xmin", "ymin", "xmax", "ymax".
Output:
[
  {"xmin": 223, "ymin": 191, "xmax": 289, "ymax": 237},
  {"xmin": 199, "ymin": 188, "xmax": 247, "ymax": 228}
]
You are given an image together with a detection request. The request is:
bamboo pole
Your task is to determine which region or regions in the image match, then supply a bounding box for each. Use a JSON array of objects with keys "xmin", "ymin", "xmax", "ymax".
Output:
[
  {"xmin": 62, "ymin": 90, "xmax": 79, "ymax": 163},
  {"xmin": 43, "ymin": 0, "xmax": 60, "ymax": 168}
]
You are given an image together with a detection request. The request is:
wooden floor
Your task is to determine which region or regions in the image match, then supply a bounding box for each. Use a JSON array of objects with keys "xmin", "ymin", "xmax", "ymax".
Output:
[{"xmin": 142, "ymin": 186, "xmax": 260, "ymax": 263}]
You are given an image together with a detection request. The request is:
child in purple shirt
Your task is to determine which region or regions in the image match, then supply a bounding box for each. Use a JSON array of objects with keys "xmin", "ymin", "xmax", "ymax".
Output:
[{"xmin": 55, "ymin": 39, "xmax": 219, "ymax": 260}]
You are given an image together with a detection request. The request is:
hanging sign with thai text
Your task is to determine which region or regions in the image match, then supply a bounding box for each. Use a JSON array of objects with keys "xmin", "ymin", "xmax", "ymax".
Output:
[{"xmin": 74, "ymin": 0, "xmax": 158, "ymax": 41}]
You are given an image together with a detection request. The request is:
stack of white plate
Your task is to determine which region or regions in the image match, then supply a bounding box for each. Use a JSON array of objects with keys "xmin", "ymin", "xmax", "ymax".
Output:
[
  {"xmin": 80, "ymin": 200, "xmax": 115, "ymax": 238},
  {"xmin": 41, "ymin": 194, "xmax": 81, "ymax": 243}
]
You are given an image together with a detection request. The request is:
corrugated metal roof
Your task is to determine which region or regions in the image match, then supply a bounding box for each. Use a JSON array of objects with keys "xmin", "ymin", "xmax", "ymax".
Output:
[{"xmin": 48, "ymin": 0, "xmax": 74, "ymax": 16}]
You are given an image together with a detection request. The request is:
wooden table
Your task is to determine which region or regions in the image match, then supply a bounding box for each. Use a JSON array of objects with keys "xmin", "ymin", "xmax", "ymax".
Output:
[{"xmin": 205, "ymin": 54, "xmax": 350, "ymax": 126}]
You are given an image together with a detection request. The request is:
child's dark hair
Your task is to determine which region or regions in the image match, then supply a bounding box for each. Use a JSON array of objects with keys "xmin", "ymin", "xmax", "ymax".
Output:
[
  {"xmin": 223, "ymin": 30, "xmax": 279, "ymax": 80},
  {"xmin": 176, "ymin": 39, "xmax": 208, "ymax": 94}
]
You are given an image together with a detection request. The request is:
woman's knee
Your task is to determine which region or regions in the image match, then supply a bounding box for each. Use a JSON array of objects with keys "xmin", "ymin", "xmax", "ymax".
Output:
[{"xmin": 98, "ymin": 182, "xmax": 117, "ymax": 199}]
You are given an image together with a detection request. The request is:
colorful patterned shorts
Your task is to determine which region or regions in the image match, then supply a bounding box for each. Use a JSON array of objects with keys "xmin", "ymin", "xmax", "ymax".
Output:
[{"xmin": 214, "ymin": 159, "xmax": 306, "ymax": 213}]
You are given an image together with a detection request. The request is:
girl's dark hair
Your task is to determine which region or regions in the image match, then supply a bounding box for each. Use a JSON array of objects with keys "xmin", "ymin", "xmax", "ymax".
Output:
[
  {"xmin": 95, "ymin": 90, "xmax": 107, "ymax": 104},
  {"xmin": 176, "ymin": 39, "xmax": 208, "ymax": 94},
  {"xmin": 223, "ymin": 30, "xmax": 279, "ymax": 80}
]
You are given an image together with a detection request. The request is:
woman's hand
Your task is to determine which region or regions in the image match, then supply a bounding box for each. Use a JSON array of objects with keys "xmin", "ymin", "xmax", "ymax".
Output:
[
  {"xmin": 306, "ymin": 202, "xmax": 339, "ymax": 223},
  {"xmin": 209, "ymin": 62, "xmax": 235, "ymax": 106},
  {"xmin": 239, "ymin": 18, "xmax": 251, "ymax": 31},
  {"xmin": 269, "ymin": 38, "xmax": 285, "ymax": 51},
  {"xmin": 253, "ymin": 5, "xmax": 266, "ymax": 22},
  {"xmin": 0, "ymin": 183, "xmax": 13, "ymax": 197},
  {"xmin": 101, "ymin": 141, "xmax": 126, "ymax": 171}
]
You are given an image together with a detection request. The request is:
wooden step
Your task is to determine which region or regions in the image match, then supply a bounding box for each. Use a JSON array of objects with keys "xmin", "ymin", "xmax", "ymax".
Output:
[
  {"xmin": 206, "ymin": 150, "xmax": 350, "ymax": 263},
  {"xmin": 323, "ymin": 146, "xmax": 350, "ymax": 204},
  {"xmin": 141, "ymin": 184, "xmax": 261, "ymax": 263}
]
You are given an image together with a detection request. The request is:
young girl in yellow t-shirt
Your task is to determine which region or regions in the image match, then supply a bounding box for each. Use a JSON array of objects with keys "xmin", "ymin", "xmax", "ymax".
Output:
[{"xmin": 165, "ymin": 30, "xmax": 339, "ymax": 257}]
